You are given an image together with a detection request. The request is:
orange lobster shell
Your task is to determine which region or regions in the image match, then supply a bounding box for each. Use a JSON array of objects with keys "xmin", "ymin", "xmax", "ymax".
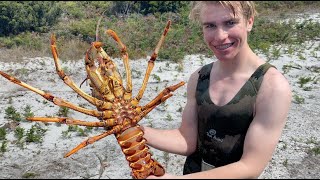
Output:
[{"xmin": 0, "ymin": 20, "xmax": 185, "ymax": 179}]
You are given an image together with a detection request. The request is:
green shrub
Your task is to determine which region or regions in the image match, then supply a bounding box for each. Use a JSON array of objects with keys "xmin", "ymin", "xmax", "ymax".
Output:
[
  {"xmin": 0, "ymin": 128, "xmax": 6, "ymax": 141},
  {"xmin": 23, "ymin": 105, "xmax": 34, "ymax": 119},
  {"xmin": 14, "ymin": 127, "xmax": 25, "ymax": 141},
  {"xmin": 0, "ymin": 1, "xmax": 62, "ymax": 36},
  {"xmin": 57, "ymin": 107, "xmax": 70, "ymax": 117},
  {"xmin": 5, "ymin": 106, "xmax": 22, "ymax": 122},
  {"xmin": 1, "ymin": 141, "xmax": 8, "ymax": 153},
  {"xmin": 25, "ymin": 123, "xmax": 47, "ymax": 143}
]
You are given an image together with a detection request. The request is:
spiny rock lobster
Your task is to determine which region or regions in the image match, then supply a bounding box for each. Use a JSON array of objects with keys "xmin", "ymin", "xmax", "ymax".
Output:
[{"xmin": 0, "ymin": 20, "xmax": 185, "ymax": 179}]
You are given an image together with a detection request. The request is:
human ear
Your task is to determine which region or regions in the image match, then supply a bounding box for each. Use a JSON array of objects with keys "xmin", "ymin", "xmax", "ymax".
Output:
[{"xmin": 247, "ymin": 16, "xmax": 254, "ymax": 32}]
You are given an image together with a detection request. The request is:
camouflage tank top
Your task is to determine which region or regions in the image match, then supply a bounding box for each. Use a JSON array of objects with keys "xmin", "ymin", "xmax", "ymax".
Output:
[{"xmin": 183, "ymin": 62, "xmax": 275, "ymax": 174}]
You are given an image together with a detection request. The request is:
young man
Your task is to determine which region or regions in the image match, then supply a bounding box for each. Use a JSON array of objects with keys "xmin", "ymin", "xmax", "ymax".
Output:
[{"xmin": 143, "ymin": 1, "xmax": 292, "ymax": 178}]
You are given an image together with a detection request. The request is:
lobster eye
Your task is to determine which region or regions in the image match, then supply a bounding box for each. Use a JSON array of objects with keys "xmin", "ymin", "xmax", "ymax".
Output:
[{"xmin": 93, "ymin": 42, "xmax": 103, "ymax": 49}]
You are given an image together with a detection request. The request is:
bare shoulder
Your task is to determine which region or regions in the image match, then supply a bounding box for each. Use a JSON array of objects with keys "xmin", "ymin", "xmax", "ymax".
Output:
[
  {"xmin": 260, "ymin": 66, "xmax": 292, "ymax": 97},
  {"xmin": 255, "ymin": 66, "xmax": 292, "ymax": 119},
  {"xmin": 187, "ymin": 67, "xmax": 201, "ymax": 89}
]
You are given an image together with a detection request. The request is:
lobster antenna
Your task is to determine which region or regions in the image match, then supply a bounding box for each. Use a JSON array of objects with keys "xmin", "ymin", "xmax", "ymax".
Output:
[
  {"xmin": 95, "ymin": 10, "xmax": 107, "ymax": 42},
  {"xmin": 96, "ymin": 16, "xmax": 103, "ymax": 42}
]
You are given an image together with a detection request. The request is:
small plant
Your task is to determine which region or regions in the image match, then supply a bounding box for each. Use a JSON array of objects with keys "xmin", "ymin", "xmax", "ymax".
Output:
[
  {"xmin": 67, "ymin": 125, "xmax": 79, "ymax": 132},
  {"xmin": 85, "ymin": 126, "xmax": 93, "ymax": 132},
  {"xmin": 293, "ymin": 94, "xmax": 305, "ymax": 104},
  {"xmin": 61, "ymin": 130, "xmax": 71, "ymax": 138},
  {"xmin": 306, "ymin": 65, "xmax": 320, "ymax": 73},
  {"xmin": 165, "ymin": 114, "xmax": 173, "ymax": 121},
  {"xmin": 152, "ymin": 74, "xmax": 161, "ymax": 82},
  {"xmin": 165, "ymin": 62, "xmax": 170, "ymax": 68},
  {"xmin": 1, "ymin": 140, "xmax": 8, "ymax": 153},
  {"xmin": 310, "ymin": 146, "xmax": 320, "ymax": 156},
  {"xmin": 280, "ymin": 142, "xmax": 287, "ymax": 150},
  {"xmin": 282, "ymin": 63, "xmax": 301, "ymax": 74},
  {"xmin": 270, "ymin": 46, "xmax": 282, "ymax": 60},
  {"xmin": 14, "ymin": 68, "xmax": 29, "ymax": 77},
  {"xmin": 297, "ymin": 52, "xmax": 306, "ymax": 60},
  {"xmin": 282, "ymin": 159, "xmax": 288, "ymax": 167},
  {"xmin": 183, "ymin": 92, "xmax": 187, "ymax": 97},
  {"xmin": 305, "ymin": 136, "xmax": 317, "ymax": 144},
  {"xmin": 285, "ymin": 45, "xmax": 294, "ymax": 56},
  {"xmin": 163, "ymin": 151, "xmax": 170, "ymax": 167},
  {"xmin": 302, "ymin": 86, "xmax": 312, "ymax": 91},
  {"xmin": 14, "ymin": 126, "xmax": 25, "ymax": 148},
  {"xmin": 25, "ymin": 123, "xmax": 47, "ymax": 143},
  {"xmin": 298, "ymin": 76, "xmax": 312, "ymax": 88},
  {"xmin": 0, "ymin": 128, "xmax": 7, "ymax": 140},
  {"xmin": 5, "ymin": 106, "xmax": 22, "ymax": 122},
  {"xmin": 62, "ymin": 125, "xmax": 90, "ymax": 138},
  {"xmin": 57, "ymin": 106, "xmax": 70, "ymax": 117},
  {"xmin": 23, "ymin": 105, "xmax": 34, "ymax": 119},
  {"xmin": 147, "ymin": 119, "xmax": 154, "ymax": 128},
  {"xmin": 131, "ymin": 69, "xmax": 142, "ymax": 78},
  {"xmin": 22, "ymin": 172, "xmax": 38, "ymax": 179},
  {"xmin": 14, "ymin": 126, "xmax": 25, "ymax": 141},
  {"xmin": 76, "ymin": 128, "xmax": 87, "ymax": 137},
  {"xmin": 160, "ymin": 101, "xmax": 168, "ymax": 109},
  {"xmin": 62, "ymin": 66, "xmax": 70, "ymax": 74},
  {"xmin": 61, "ymin": 125, "xmax": 77, "ymax": 138},
  {"xmin": 175, "ymin": 63, "xmax": 184, "ymax": 72}
]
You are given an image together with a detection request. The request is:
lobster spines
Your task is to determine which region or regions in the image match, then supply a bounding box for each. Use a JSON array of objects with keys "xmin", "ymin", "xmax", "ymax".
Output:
[{"xmin": 116, "ymin": 125, "xmax": 165, "ymax": 179}]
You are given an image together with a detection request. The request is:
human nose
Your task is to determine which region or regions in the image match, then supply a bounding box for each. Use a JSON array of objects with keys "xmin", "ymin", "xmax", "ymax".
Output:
[{"xmin": 214, "ymin": 27, "xmax": 228, "ymax": 41}]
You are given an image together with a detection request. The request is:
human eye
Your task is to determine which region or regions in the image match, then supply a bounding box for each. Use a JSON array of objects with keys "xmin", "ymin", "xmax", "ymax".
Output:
[
  {"xmin": 203, "ymin": 23, "xmax": 216, "ymax": 29},
  {"xmin": 226, "ymin": 19, "xmax": 238, "ymax": 26}
]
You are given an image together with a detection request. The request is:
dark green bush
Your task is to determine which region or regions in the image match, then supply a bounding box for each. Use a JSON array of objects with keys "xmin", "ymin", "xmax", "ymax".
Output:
[{"xmin": 0, "ymin": 1, "xmax": 62, "ymax": 36}]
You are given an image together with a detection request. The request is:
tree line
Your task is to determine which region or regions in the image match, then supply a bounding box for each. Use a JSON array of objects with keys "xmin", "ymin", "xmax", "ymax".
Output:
[{"xmin": 0, "ymin": 1, "xmax": 190, "ymax": 37}]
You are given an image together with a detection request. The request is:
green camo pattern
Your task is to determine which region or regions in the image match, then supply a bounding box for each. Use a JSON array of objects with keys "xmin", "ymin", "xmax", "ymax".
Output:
[{"xmin": 183, "ymin": 62, "xmax": 275, "ymax": 174}]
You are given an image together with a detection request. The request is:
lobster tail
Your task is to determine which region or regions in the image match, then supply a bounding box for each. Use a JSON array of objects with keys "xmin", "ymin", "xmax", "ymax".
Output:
[{"xmin": 117, "ymin": 125, "xmax": 165, "ymax": 179}]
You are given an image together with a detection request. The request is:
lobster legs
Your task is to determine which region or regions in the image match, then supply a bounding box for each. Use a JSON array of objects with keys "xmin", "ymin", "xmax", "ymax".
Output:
[
  {"xmin": 131, "ymin": 20, "xmax": 172, "ymax": 107},
  {"xmin": 51, "ymin": 34, "xmax": 113, "ymax": 110},
  {"xmin": 64, "ymin": 125, "xmax": 123, "ymax": 158},
  {"xmin": 0, "ymin": 19, "xmax": 186, "ymax": 179},
  {"xmin": 0, "ymin": 71, "xmax": 114, "ymax": 120}
]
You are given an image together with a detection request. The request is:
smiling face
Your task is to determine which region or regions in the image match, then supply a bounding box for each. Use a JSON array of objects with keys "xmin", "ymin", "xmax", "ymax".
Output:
[{"xmin": 200, "ymin": 3, "xmax": 254, "ymax": 62}]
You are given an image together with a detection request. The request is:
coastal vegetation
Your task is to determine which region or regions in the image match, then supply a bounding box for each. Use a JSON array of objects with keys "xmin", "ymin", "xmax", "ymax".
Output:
[{"xmin": 0, "ymin": 1, "xmax": 320, "ymax": 63}]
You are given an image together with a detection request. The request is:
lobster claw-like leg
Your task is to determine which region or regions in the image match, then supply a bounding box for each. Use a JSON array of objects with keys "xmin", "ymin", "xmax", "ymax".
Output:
[
  {"xmin": 26, "ymin": 117, "xmax": 117, "ymax": 127},
  {"xmin": 106, "ymin": 29, "xmax": 132, "ymax": 101},
  {"xmin": 133, "ymin": 81, "xmax": 185, "ymax": 124},
  {"xmin": 50, "ymin": 34, "xmax": 113, "ymax": 110},
  {"xmin": 0, "ymin": 71, "xmax": 112, "ymax": 119},
  {"xmin": 132, "ymin": 20, "xmax": 172, "ymax": 107},
  {"xmin": 64, "ymin": 125, "xmax": 123, "ymax": 158}
]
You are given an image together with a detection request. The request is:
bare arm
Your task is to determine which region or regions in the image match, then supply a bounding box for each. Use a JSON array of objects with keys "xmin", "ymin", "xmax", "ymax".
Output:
[
  {"xmin": 142, "ymin": 69, "xmax": 200, "ymax": 156},
  {"xmin": 178, "ymin": 68, "xmax": 292, "ymax": 179}
]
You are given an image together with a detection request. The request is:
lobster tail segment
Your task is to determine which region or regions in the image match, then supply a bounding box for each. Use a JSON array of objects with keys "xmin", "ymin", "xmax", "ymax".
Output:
[
  {"xmin": 116, "ymin": 125, "xmax": 165, "ymax": 179},
  {"xmin": 151, "ymin": 160, "xmax": 165, "ymax": 176},
  {"xmin": 131, "ymin": 160, "xmax": 165, "ymax": 179}
]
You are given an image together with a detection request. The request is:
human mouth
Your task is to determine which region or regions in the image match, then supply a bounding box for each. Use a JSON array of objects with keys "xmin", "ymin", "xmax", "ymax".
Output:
[{"xmin": 214, "ymin": 42, "xmax": 234, "ymax": 50}]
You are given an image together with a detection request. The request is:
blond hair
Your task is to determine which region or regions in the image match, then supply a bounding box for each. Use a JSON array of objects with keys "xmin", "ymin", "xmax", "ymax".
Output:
[{"xmin": 189, "ymin": 1, "xmax": 258, "ymax": 23}]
